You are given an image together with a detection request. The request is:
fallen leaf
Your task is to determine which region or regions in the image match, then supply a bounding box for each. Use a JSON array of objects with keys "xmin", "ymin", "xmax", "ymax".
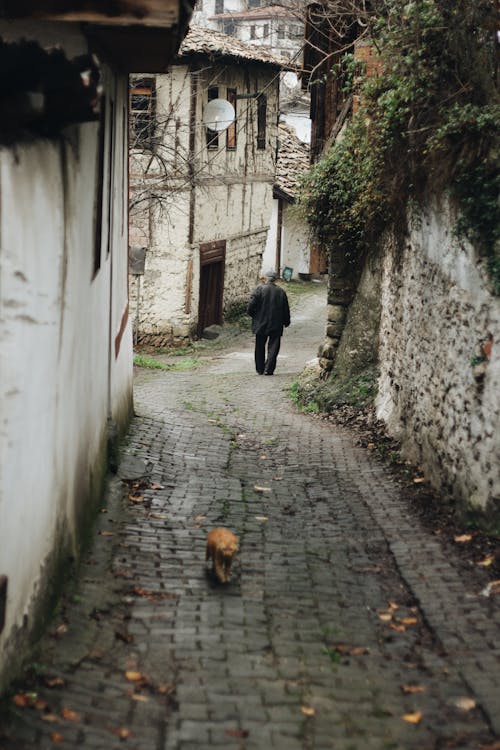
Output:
[
  {"xmin": 255, "ymin": 516, "xmax": 268, "ymax": 521},
  {"xmin": 125, "ymin": 671, "xmax": 145, "ymax": 683},
  {"xmin": 41, "ymin": 714, "xmax": 60, "ymax": 723},
  {"xmin": 44, "ymin": 676, "xmax": 66, "ymax": 688},
  {"xmin": 301, "ymin": 706, "xmax": 316, "ymax": 716},
  {"xmin": 50, "ymin": 732, "xmax": 63, "ymax": 744},
  {"xmin": 149, "ymin": 483, "xmax": 164, "ymax": 490},
  {"xmin": 254, "ymin": 486, "xmax": 271, "ymax": 493},
  {"xmin": 260, "ymin": 455, "xmax": 268, "ymax": 460},
  {"xmin": 402, "ymin": 711, "xmax": 422, "ymax": 724},
  {"xmin": 272, "ymin": 477, "xmax": 284, "ymax": 481},
  {"xmin": 401, "ymin": 685, "xmax": 426, "ymax": 694},
  {"xmin": 194, "ymin": 515, "xmax": 207, "ymax": 521},
  {"xmin": 99, "ymin": 531, "xmax": 115, "ymax": 536},
  {"xmin": 54, "ymin": 624, "xmax": 68, "ymax": 637},
  {"xmin": 329, "ymin": 643, "xmax": 370, "ymax": 656},
  {"xmin": 62, "ymin": 707, "xmax": 81, "ymax": 722},
  {"xmin": 132, "ymin": 586, "xmax": 177, "ymax": 601},
  {"xmin": 378, "ymin": 613, "xmax": 392, "ymax": 622},
  {"xmin": 128, "ymin": 495, "xmax": 144, "ymax": 504},
  {"xmin": 454, "ymin": 697, "xmax": 476, "ymax": 711},
  {"xmin": 35, "ymin": 698, "xmax": 49, "ymax": 711},
  {"xmin": 157, "ymin": 683, "xmax": 175, "ymax": 695},
  {"xmin": 413, "ymin": 477, "xmax": 426, "ymax": 484},
  {"xmin": 149, "ymin": 513, "xmax": 167, "ymax": 520},
  {"xmin": 225, "ymin": 729, "xmax": 249, "ymax": 738},
  {"xmin": 389, "ymin": 623, "xmax": 407, "ymax": 632},
  {"xmin": 111, "ymin": 727, "xmax": 132, "ymax": 740},
  {"xmin": 367, "ymin": 442, "xmax": 375, "ymax": 450},
  {"xmin": 398, "ymin": 617, "xmax": 418, "ymax": 626},
  {"xmin": 13, "ymin": 693, "xmax": 33, "ymax": 707},
  {"xmin": 388, "ymin": 602, "xmax": 399, "ymax": 611},
  {"xmin": 454, "ymin": 534, "xmax": 473, "ymax": 543},
  {"xmin": 477, "ymin": 555, "xmax": 495, "ymax": 567},
  {"xmin": 130, "ymin": 693, "xmax": 149, "ymax": 703},
  {"xmin": 482, "ymin": 339, "xmax": 493, "ymax": 358},
  {"xmin": 480, "ymin": 580, "xmax": 500, "ymax": 597}
]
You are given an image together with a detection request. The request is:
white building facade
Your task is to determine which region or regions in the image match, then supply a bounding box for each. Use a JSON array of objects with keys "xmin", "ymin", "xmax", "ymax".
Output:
[
  {"xmin": 0, "ymin": 2, "xmax": 191, "ymax": 690},
  {"xmin": 129, "ymin": 26, "xmax": 282, "ymax": 345}
]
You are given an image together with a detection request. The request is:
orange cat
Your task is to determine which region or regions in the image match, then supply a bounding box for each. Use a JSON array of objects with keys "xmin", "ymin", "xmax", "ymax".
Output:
[{"xmin": 206, "ymin": 528, "xmax": 239, "ymax": 583}]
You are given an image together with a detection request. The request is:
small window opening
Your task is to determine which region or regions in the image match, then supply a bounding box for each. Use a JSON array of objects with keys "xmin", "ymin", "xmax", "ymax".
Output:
[
  {"xmin": 226, "ymin": 88, "xmax": 237, "ymax": 149},
  {"xmin": 206, "ymin": 86, "xmax": 219, "ymax": 150},
  {"xmin": 129, "ymin": 78, "xmax": 155, "ymax": 148},
  {"xmin": 257, "ymin": 93, "xmax": 267, "ymax": 150}
]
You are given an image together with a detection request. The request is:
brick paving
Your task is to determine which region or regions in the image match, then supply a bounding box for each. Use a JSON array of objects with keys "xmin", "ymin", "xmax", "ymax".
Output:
[{"xmin": 1, "ymin": 283, "xmax": 499, "ymax": 750}]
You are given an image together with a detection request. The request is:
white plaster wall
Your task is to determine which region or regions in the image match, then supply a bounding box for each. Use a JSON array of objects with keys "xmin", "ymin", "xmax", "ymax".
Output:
[
  {"xmin": 262, "ymin": 200, "xmax": 310, "ymax": 278},
  {"xmin": 0, "ymin": 37, "xmax": 132, "ymax": 684},
  {"xmin": 376, "ymin": 199, "xmax": 500, "ymax": 516}
]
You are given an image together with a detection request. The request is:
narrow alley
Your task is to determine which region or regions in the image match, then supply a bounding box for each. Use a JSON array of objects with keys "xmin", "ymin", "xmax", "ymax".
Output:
[{"xmin": 1, "ymin": 283, "xmax": 499, "ymax": 750}]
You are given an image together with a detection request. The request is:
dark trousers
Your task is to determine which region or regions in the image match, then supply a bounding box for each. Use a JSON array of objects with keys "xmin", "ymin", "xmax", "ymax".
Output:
[{"xmin": 255, "ymin": 332, "xmax": 281, "ymax": 375}]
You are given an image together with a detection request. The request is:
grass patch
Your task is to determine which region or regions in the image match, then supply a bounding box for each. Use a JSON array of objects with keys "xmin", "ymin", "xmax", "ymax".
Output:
[
  {"xmin": 134, "ymin": 354, "xmax": 201, "ymax": 372},
  {"xmin": 289, "ymin": 381, "xmax": 320, "ymax": 413}
]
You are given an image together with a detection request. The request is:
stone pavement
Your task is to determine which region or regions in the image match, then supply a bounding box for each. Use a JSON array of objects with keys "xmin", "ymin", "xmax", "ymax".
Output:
[{"xmin": 1, "ymin": 282, "xmax": 499, "ymax": 750}]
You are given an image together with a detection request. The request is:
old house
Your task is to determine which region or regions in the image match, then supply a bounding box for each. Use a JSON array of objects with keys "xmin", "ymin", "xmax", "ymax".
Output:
[
  {"xmin": 129, "ymin": 25, "xmax": 282, "ymax": 345},
  {"xmin": 203, "ymin": 3, "xmax": 304, "ymax": 63},
  {"xmin": 0, "ymin": 1, "xmax": 192, "ymax": 689}
]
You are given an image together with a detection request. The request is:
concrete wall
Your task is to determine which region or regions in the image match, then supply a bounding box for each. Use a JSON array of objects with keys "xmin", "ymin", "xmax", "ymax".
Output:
[
  {"xmin": 376, "ymin": 199, "xmax": 500, "ymax": 522},
  {"xmin": 130, "ymin": 62, "xmax": 279, "ymax": 345},
  {"xmin": 0, "ymin": 27, "xmax": 132, "ymax": 688}
]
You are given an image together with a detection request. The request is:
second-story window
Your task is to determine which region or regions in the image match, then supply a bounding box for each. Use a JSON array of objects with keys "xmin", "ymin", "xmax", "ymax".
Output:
[
  {"xmin": 215, "ymin": 0, "xmax": 224, "ymax": 13},
  {"xmin": 206, "ymin": 86, "xmax": 219, "ymax": 150},
  {"xmin": 226, "ymin": 88, "xmax": 237, "ymax": 150},
  {"xmin": 257, "ymin": 93, "xmax": 266, "ymax": 150},
  {"xmin": 129, "ymin": 78, "xmax": 155, "ymax": 148},
  {"xmin": 277, "ymin": 23, "xmax": 285, "ymax": 39}
]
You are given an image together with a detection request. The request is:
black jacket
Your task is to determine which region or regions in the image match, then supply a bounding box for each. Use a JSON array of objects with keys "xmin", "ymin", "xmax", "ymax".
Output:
[{"xmin": 247, "ymin": 281, "xmax": 291, "ymax": 335}]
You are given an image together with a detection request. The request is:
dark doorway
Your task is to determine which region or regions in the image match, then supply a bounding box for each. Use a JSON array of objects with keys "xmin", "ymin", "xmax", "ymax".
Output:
[{"xmin": 198, "ymin": 240, "xmax": 226, "ymax": 335}]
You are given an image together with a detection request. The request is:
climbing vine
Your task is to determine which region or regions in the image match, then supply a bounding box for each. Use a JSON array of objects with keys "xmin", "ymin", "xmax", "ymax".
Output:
[{"xmin": 298, "ymin": 0, "xmax": 500, "ymax": 291}]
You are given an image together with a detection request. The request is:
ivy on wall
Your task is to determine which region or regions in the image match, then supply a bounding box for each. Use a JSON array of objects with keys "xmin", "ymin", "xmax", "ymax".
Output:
[{"xmin": 298, "ymin": 0, "xmax": 500, "ymax": 292}]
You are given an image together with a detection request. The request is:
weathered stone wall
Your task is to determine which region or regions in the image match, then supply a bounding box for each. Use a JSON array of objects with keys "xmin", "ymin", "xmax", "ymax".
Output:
[
  {"xmin": 376, "ymin": 199, "xmax": 500, "ymax": 523},
  {"xmin": 224, "ymin": 229, "xmax": 269, "ymax": 311}
]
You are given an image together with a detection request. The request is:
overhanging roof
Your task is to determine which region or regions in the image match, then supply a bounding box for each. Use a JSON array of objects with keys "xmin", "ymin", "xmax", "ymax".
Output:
[{"xmin": 0, "ymin": 0, "xmax": 194, "ymax": 72}]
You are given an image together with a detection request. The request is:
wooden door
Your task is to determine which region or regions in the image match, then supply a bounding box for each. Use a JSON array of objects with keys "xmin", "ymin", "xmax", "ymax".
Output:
[{"xmin": 198, "ymin": 240, "xmax": 226, "ymax": 335}]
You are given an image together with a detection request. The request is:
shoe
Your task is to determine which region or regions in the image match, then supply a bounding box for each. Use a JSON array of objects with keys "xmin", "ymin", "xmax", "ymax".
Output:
[{"xmin": 264, "ymin": 372, "xmax": 274, "ymax": 376}]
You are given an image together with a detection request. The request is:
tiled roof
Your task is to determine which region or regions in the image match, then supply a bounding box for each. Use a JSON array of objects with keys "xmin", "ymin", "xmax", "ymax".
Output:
[
  {"xmin": 275, "ymin": 122, "xmax": 310, "ymax": 200},
  {"xmin": 178, "ymin": 24, "xmax": 284, "ymax": 67}
]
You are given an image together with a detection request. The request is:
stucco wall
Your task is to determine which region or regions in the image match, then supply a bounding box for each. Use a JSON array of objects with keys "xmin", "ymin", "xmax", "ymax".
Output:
[
  {"xmin": 376, "ymin": 199, "xmax": 500, "ymax": 522},
  {"xmin": 0, "ymin": 39, "xmax": 132, "ymax": 687},
  {"xmin": 262, "ymin": 200, "xmax": 310, "ymax": 277},
  {"xmin": 130, "ymin": 61, "xmax": 278, "ymax": 345}
]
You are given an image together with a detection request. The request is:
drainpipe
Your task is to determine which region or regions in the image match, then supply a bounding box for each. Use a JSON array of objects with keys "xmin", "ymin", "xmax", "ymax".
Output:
[{"xmin": 275, "ymin": 197, "xmax": 283, "ymax": 276}]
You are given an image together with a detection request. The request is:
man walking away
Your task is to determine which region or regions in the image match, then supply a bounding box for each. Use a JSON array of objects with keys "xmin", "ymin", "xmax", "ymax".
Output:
[{"xmin": 247, "ymin": 269, "xmax": 291, "ymax": 375}]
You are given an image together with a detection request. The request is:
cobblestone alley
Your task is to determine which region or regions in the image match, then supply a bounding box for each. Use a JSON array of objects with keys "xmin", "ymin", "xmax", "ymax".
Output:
[{"xmin": 1, "ymin": 283, "xmax": 499, "ymax": 750}]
